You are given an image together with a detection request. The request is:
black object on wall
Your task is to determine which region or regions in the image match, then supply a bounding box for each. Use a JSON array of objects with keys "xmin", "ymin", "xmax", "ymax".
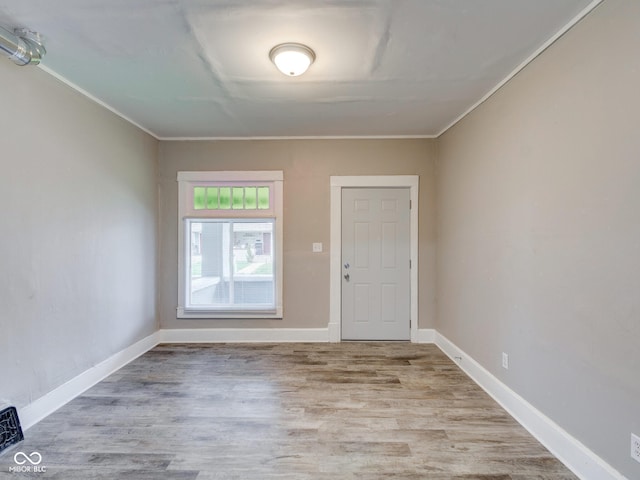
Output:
[{"xmin": 0, "ymin": 406, "xmax": 24, "ymax": 454}]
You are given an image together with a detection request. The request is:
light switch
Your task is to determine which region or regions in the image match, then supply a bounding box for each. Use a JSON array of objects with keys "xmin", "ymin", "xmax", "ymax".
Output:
[{"xmin": 312, "ymin": 242, "xmax": 323, "ymax": 253}]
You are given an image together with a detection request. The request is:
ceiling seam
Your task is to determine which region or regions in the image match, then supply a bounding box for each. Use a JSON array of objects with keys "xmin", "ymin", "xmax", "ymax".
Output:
[
  {"xmin": 156, "ymin": 135, "xmax": 437, "ymax": 141},
  {"xmin": 38, "ymin": 64, "xmax": 161, "ymax": 140},
  {"xmin": 434, "ymin": 0, "xmax": 604, "ymax": 139}
]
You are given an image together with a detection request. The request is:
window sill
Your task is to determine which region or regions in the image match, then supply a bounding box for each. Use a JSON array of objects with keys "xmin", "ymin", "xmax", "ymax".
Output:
[{"xmin": 177, "ymin": 307, "xmax": 282, "ymax": 319}]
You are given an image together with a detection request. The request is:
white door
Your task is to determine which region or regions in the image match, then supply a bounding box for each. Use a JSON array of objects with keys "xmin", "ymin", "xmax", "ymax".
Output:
[{"xmin": 341, "ymin": 188, "xmax": 411, "ymax": 340}]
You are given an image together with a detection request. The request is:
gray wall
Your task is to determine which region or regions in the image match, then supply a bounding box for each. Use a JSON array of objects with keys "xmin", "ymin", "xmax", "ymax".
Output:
[
  {"xmin": 436, "ymin": 0, "xmax": 640, "ymax": 477},
  {"xmin": 158, "ymin": 139, "xmax": 436, "ymax": 330},
  {"xmin": 0, "ymin": 61, "xmax": 158, "ymax": 410},
  {"xmin": 2, "ymin": 2, "xmax": 637, "ymax": 477}
]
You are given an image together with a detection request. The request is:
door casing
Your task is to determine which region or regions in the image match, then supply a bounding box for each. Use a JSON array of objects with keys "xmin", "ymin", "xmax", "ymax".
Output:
[{"xmin": 329, "ymin": 176, "xmax": 419, "ymax": 342}]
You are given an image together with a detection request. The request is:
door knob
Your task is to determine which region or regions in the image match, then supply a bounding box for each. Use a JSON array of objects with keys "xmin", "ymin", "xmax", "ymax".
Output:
[
  {"xmin": 344, "ymin": 262, "xmax": 350, "ymax": 269},
  {"xmin": 344, "ymin": 273, "xmax": 350, "ymax": 281}
]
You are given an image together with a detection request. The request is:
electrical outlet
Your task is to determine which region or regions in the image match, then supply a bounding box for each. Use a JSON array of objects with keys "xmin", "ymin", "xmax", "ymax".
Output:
[
  {"xmin": 632, "ymin": 433, "xmax": 640, "ymax": 463},
  {"xmin": 502, "ymin": 352, "xmax": 509, "ymax": 370}
]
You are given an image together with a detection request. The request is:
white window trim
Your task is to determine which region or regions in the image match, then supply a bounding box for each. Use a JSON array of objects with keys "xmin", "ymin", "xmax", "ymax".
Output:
[{"xmin": 177, "ymin": 171, "xmax": 283, "ymax": 319}]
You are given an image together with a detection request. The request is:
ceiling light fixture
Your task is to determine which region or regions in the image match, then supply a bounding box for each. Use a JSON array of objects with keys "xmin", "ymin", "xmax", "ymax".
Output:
[{"xmin": 269, "ymin": 43, "xmax": 315, "ymax": 77}]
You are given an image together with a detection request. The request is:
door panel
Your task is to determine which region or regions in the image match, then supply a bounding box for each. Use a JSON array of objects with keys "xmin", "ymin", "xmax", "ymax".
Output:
[
  {"xmin": 381, "ymin": 222, "xmax": 397, "ymax": 268},
  {"xmin": 354, "ymin": 284, "xmax": 371, "ymax": 323},
  {"xmin": 354, "ymin": 223, "xmax": 370, "ymax": 268},
  {"xmin": 341, "ymin": 188, "xmax": 410, "ymax": 340}
]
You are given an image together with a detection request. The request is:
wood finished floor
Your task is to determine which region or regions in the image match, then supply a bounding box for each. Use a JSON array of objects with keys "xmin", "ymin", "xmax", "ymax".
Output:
[{"xmin": 0, "ymin": 343, "xmax": 577, "ymax": 479}]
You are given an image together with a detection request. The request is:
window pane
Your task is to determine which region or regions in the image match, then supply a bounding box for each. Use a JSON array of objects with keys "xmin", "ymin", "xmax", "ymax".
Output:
[
  {"xmin": 206, "ymin": 187, "xmax": 219, "ymax": 209},
  {"xmin": 194, "ymin": 184, "xmax": 270, "ymax": 211},
  {"xmin": 188, "ymin": 219, "xmax": 274, "ymax": 310},
  {"xmin": 244, "ymin": 187, "xmax": 257, "ymax": 209},
  {"xmin": 232, "ymin": 222, "xmax": 274, "ymax": 306},
  {"xmin": 190, "ymin": 222, "xmax": 202, "ymax": 276},
  {"xmin": 257, "ymin": 187, "xmax": 270, "ymax": 209},
  {"xmin": 189, "ymin": 221, "xmax": 230, "ymax": 306},
  {"xmin": 193, "ymin": 187, "xmax": 206, "ymax": 210},
  {"xmin": 219, "ymin": 187, "xmax": 231, "ymax": 209},
  {"xmin": 232, "ymin": 187, "xmax": 244, "ymax": 209}
]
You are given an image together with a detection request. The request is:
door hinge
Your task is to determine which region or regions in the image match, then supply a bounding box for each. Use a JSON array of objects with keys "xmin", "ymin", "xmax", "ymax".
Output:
[
  {"xmin": 409, "ymin": 199, "xmax": 412, "ymax": 210},
  {"xmin": 409, "ymin": 259, "xmax": 412, "ymax": 269}
]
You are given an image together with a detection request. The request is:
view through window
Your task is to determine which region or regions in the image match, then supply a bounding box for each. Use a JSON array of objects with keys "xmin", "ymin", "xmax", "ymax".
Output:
[{"xmin": 188, "ymin": 219, "xmax": 274, "ymax": 310}]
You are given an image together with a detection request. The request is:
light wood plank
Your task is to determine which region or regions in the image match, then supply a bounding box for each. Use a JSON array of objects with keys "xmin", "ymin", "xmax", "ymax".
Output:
[{"xmin": 0, "ymin": 343, "xmax": 577, "ymax": 479}]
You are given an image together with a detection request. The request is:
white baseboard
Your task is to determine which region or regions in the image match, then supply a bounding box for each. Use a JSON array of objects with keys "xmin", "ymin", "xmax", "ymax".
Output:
[
  {"xmin": 416, "ymin": 328, "xmax": 436, "ymax": 343},
  {"xmin": 159, "ymin": 327, "xmax": 330, "ymax": 343},
  {"xmin": 158, "ymin": 327, "xmax": 435, "ymax": 344},
  {"xmin": 19, "ymin": 331, "xmax": 160, "ymax": 430},
  {"xmin": 434, "ymin": 332, "xmax": 626, "ymax": 480}
]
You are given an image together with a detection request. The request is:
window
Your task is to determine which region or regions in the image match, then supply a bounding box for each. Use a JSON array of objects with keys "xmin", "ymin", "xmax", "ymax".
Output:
[
  {"xmin": 177, "ymin": 171, "xmax": 283, "ymax": 318},
  {"xmin": 192, "ymin": 186, "xmax": 270, "ymax": 211}
]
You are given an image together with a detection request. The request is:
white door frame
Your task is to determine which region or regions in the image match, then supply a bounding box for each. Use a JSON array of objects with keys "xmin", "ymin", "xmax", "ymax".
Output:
[{"xmin": 329, "ymin": 176, "xmax": 419, "ymax": 342}]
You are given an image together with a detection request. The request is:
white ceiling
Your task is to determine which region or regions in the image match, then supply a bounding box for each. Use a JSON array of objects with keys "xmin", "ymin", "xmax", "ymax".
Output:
[{"xmin": 0, "ymin": 0, "xmax": 599, "ymax": 139}]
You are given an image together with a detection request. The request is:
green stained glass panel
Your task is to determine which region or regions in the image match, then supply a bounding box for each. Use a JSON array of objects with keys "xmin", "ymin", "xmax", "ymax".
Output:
[
  {"xmin": 206, "ymin": 187, "xmax": 219, "ymax": 209},
  {"xmin": 219, "ymin": 187, "xmax": 231, "ymax": 209},
  {"xmin": 244, "ymin": 187, "xmax": 257, "ymax": 209},
  {"xmin": 257, "ymin": 187, "xmax": 270, "ymax": 209},
  {"xmin": 232, "ymin": 187, "xmax": 244, "ymax": 209},
  {"xmin": 193, "ymin": 187, "xmax": 206, "ymax": 210}
]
